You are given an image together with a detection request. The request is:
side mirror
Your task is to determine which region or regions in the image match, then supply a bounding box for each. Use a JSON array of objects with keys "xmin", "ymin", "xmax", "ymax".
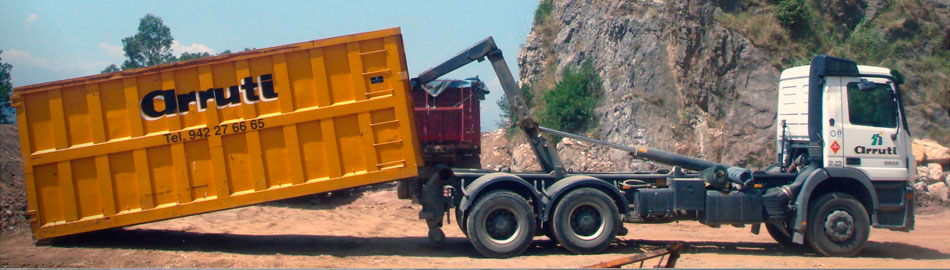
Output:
[
  {"xmin": 890, "ymin": 70, "xmax": 905, "ymax": 85},
  {"xmin": 858, "ymin": 79, "xmax": 877, "ymax": 91}
]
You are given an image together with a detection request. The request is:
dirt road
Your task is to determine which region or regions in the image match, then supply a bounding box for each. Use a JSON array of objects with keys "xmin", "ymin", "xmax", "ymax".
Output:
[{"xmin": 1, "ymin": 184, "xmax": 948, "ymax": 268}]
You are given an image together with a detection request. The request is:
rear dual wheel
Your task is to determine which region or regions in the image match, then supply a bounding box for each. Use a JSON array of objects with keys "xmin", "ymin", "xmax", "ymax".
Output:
[
  {"xmin": 466, "ymin": 190, "xmax": 537, "ymax": 258},
  {"xmin": 551, "ymin": 188, "xmax": 620, "ymax": 254}
]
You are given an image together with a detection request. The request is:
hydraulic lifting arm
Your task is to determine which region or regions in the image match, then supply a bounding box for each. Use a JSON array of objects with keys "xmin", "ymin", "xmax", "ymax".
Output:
[
  {"xmin": 414, "ymin": 37, "xmax": 564, "ymax": 173},
  {"xmin": 414, "ymin": 37, "xmax": 727, "ymax": 173}
]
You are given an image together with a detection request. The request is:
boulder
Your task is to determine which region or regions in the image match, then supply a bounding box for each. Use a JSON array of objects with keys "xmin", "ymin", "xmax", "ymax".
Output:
[
  {"xmin": 916, "ymin": 165, "xmax": 930, "ymax": 182},
  {"xmin": 914, "ymin": 181, "xmax": 928, "ymax": 194},
  {"xmin": 913, "ymin": 139, "xmax": 950, "ymax": 166},
  {"xmin": 928, "ymin": 163, "xmax": 944, "ymax": 183},
  {"xmin": 927, "ymin": 182, "xmax": 949, "ymax": 203},
  {"xmin": 913, "ymin": 142, "xmax": 926, "ymax": 164}
]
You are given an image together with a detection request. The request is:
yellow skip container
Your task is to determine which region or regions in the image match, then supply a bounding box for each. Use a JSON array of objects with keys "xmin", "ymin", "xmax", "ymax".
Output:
[{"xmin": 11, "ymin": 27, "xmax": 422, "ymax": 240}]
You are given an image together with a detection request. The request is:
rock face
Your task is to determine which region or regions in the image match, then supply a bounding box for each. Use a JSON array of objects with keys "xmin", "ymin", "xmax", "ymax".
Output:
[
  {"xmin": 519, "ymin": 0, "xmax": 778, "ymax": 169},
  {"xmin": 517, "ymin": 0, "xmax": 950, "ymax": 170}
]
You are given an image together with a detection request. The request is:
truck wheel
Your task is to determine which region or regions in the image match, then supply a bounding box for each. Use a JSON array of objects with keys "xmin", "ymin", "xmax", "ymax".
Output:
[
  {"xmin": 765, "ymin": 223, "xmax": 796, "ymax": 247},
  {"xmin": 466, "ymin": 190, "xmax": 537, "ymax": 258},
  {"xmin": 806, "ymin": 192, "xmax": 870, "ymax": 257},
  {"xmin": 551, "ymin": 188, "xmax": 619, "ymax": 254},
  {"xmin": 542, "ymin": 220, "xmax": 556, "ymax": 240},
  {"xmin": 456, "ymin": 206, "xmax": 468, "ymax": 236}
]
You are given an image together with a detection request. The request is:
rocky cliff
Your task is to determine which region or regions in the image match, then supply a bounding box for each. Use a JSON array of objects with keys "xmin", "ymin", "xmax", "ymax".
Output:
[
  {"xmin": 519, "ymin": 0, "xmax": 780, "ymax": 170},
  {"xmin": 516, "ymin": 0, "xmax": 950, "ymax": 170}
]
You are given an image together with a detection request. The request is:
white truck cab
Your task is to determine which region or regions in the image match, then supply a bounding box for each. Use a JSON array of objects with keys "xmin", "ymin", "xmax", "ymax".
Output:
[
  {"xmin": 773, "ymin": 56, "xmax": 915, "ymax": 256},
  {"xmin": 777, "ymin": 64, "xmax": 916, "ymax": 182}
]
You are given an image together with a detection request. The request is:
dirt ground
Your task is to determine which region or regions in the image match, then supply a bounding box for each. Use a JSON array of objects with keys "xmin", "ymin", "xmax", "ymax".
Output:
[{"xmin": 1, "ymin": 184, "xmax": 948, "ymax": 268}]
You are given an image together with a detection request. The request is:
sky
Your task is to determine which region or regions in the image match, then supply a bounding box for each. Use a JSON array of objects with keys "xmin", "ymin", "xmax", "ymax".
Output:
[{"xmin": 0, "ymin": 0, "xmax": 538, "ymax": 131}]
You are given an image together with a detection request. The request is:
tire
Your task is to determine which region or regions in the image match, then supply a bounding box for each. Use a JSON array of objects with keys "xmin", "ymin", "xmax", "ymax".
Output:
[
  {"xmin": 765, "ymin": 223, "xmax": 795, "ymax": 247},
  {"xmin": 465, "ymin": 190, "xmax": 537, "ymax": 258},
  {"xmin": 542, "ymin": 220, "xmax": 556, "ymax": 240},
  {"xmin": 456, "ymin": 206, "xmax": 468, "ymax": 236},
  {"xmin": 551, "ymin": 188, "xmax": 620, "ymax": 254},
  {"xmin": 806, "ymin": 192, "xmax": 870, "ymax": 257}
]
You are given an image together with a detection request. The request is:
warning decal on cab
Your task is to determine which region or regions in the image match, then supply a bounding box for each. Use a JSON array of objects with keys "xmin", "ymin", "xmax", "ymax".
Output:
[{"xmin": 830, "ymin": 140, "xmax": 841, "ymax": 154}]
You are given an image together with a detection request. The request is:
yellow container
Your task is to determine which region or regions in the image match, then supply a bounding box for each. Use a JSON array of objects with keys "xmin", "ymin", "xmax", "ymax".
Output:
[{"xmin": 11, "ymin": 28, "xmax": 422, "ymax": 240}]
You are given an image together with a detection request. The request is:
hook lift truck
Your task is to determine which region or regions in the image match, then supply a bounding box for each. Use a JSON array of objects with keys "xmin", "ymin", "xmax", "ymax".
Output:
[{"xmin": 404, "ymin": 36, "xmax": 916, "ymax": 258}]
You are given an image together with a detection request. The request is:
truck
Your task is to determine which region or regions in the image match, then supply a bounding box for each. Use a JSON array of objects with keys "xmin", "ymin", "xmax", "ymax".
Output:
[
  {"xmin": 13, "ymin": 27, "xmax": 915, "ymax": 259},
  {"xmin": 405, "ymin": 38, "xmax": 916, "ymax": 258}
]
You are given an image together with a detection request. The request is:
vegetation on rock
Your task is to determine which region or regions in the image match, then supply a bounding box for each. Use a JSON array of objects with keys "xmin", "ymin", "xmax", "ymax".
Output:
[{"xmin": 715, "ymin": 0, "xmax": 950, "ymax": 145}]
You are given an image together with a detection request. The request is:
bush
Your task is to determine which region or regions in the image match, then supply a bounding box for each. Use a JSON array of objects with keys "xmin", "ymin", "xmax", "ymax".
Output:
[
  {"xmin": 832, "ymin": 21, "xmax": 891, "ymax": 65},
  {"xmin": 534, "ymin": 0, "xmax": 553, "ymax": 26},
  {"xmin": 497, "ymin": 93, "xmax": 513, "ymax": 129},
  {"xmin": 776, "ymin": 0, "xmax": 809, "ymax": 33},
  {"xmin": 540, "ymin": 60, "xmax": 602, "ymax": 133},
  {"xmin": 497, "ymin": 84, "xmax": 536, "ymax": 131}
]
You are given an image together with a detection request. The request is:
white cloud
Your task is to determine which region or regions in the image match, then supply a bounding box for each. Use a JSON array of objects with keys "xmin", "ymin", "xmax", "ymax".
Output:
[
  {"xmin": 3, "ymin": 48, "xmax": 111, "ymax": 80},
  {"xmin": 98, "ymin": 43, "xmax": 125, "ymax": 60},
  {"xmin": 171, "ymin": 40, "xmax": 215, "ymax": 55},
  {"xmin": 25, "ymin": 14, "xmax": 38, "ymax": 23},
  {"xmin": 3, "ymin": 49, "xmax": 49, "ymax": 69}
]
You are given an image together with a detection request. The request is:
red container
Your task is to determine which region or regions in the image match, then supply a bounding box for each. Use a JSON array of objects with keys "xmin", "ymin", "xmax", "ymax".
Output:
[{"xmin": 412, "ymin": 78, "xmax": 486, "ymax": 168}]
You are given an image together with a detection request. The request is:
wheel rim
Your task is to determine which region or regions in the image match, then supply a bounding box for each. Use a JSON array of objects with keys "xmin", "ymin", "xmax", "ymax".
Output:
[
  {"xmin": 568, "ymin": 203, "xmax": 606, "ymax": 241},
  {"xmin": 823, "ymin": 209, "xmax": 855, "ymax": 242},
  {"xmin": 484, "ymin": 207, "xmax": 521, "ymax": 244}
]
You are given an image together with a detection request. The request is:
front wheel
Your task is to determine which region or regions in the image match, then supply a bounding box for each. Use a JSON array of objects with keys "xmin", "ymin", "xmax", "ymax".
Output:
[
  {"xmin": 551, "ymin": 188, "xmax": 620, "ymax": 254},
  {"xmin": 806, "ymin": 192, "xmax": 870, "ymax": 257},
  {"xmin": 765, "ymin": 223, "xmax": 808, "ymax": 248},
  {"xmin": 466, "ymin": 190, "xmax": 537, "ymax": 258}
]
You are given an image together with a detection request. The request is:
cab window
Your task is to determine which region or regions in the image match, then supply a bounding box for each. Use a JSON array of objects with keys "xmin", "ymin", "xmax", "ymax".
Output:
[{"xmin": 847, "ymin": 82, "xmax": 898, "ymax": 128}]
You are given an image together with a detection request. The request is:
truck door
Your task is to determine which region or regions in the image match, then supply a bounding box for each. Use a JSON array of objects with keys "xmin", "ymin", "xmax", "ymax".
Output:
[
  {"xmin": 839, "ymin": 77, "xmax": 908, "ymax": 181},
  {"xmin": 823, "ymin": 77, "xmax": 845, "ymax": 168}
]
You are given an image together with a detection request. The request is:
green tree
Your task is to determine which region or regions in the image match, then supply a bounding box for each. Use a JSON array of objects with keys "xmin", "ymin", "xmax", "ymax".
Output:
[
  {"xmin": 534, "ymin": 0, "xmax": 553, "ymax": 26},
  {"xmin": 497, "ymin": 84, "xmax": 535, "ymax": 130},
  {"xmin": 100, "ymin": 64, "xmax": 120, "ymax": 74},
  {"xmin": 179, "ymin": 51, "xmax": 211, "ymax": 61},
  {"xmin": 1, "ymin": 50, "xmax": 14, "ymax": 124},
  {"xmin": 540, "ymin": 60, "xmax": 602, "ymax": 133},
  {"xmin": 776, "ymin": 0, "xmax": 809, "ymax": 34},
  {"xmin": 120, "ymin": 14, "xmax": 176, "ymax": 70}
]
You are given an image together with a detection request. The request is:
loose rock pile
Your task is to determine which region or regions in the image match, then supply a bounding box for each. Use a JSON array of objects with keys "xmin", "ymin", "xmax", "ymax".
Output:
[
  {"xmin": 1, "ymin": 125, "xmax": 27, "ymax": 234},
  {"xmin": 912, "ymin": 139, "xmax": 950, "ymax": 209}
]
